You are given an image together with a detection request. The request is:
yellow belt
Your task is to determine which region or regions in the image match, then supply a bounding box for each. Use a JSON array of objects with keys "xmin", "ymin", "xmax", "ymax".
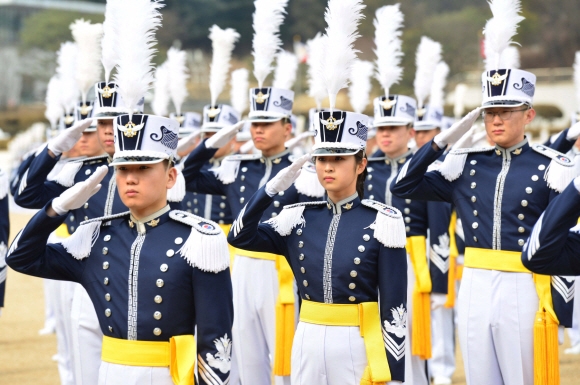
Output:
[
  {"xmin": 406, "ymin": 235, "xmax": 432, "ymax": 360},
  {"xmin": 101, "ymin": 335, "xmax": 195, "ymax": 385},
  {"xmin": 464, "ymin": 247, "xmax": 559, "ymax": 385},
  {"xmin": 300, "ymin": 300, "xmax": 391, "ymax": 384},
  {"xmin": 235, "ymin": 248, "xmax": 278, "ymax": 261},
  {"xmin": 55, "ymin": 223, "xmax": 71, "ymax": 238}
]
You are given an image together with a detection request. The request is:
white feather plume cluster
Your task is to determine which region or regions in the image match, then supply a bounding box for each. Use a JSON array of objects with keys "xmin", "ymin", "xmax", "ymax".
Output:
[
  {"xmin": 209, "ymin": 25, "xmax": 240, "ymax": 106},
  {"xmin": 56, "ymin": 41, "xmax": 80, "ymax": 114},
  {"xmin": 429, "ymin": 61, "xmax": 449, "ymax": 109},
  {"xmin": 167, "ymin": 47, "xmax": 189, "ymax": 115},
  {"xmin": 306, "ymin": 33, "xmax": 327, "ymax": 109},
  {"xmin": 575, "ymin": 52, "xmax": 580, "ymax": 110},
  {"xmin": 70, "ymin": 19, "xmax": 103, "ymax": 103},
  {"xmin": 318, "ymin": 0, "xmax": 366, "ymax": 111},
  {"xmin": 45, "ymin": 76, "xmax": 64, "ymax": 129},
  {"xmin": 483, "ymin": 0, "xmax": 525, "ymax": 71},
  {"xmin": 453, "ymin": 83, "xmax": 468, "ymax": 119},
  {"xmin": 348, "ymin": 60, "xmax": 373, "ymax": 114},
  {"xmin": 230, "ymin": 68, "xmax": 249, "ymax": 115},
  {"xmin": 113, "ymin": 0, "xmax": 163, "ymax": 120},
  {"xmin": 273, "ymin": 51, "xmax": 299, "ymax": 90},
  {"xmin": 151, "ymin": 62, "xmax": 170, "ymax": 116},
  {"xmin": 101, "ymin": 0, "xmax": 121, "ymax": 83},
  {"xmin": 252, "ymin": 0, "xmax": 289, "ymax": 88},
  {"xmin": 499, "ymin": 46, "xmax": 520, "ymax": 69},
  {"xmin": 414, "ymin": 36, "xmax": 442, "ymax": 109},
  {"xmin": 373, "ymin": 4, "xmax": 404, "ymax": 98}
]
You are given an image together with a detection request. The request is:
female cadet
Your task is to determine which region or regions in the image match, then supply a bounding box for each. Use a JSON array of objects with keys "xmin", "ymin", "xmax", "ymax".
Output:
[{"xmin": 228, "ymin": 109, "xmax": 408, "ymax": 385}]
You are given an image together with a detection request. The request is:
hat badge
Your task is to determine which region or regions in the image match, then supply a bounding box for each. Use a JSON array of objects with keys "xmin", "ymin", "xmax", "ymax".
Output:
[
  {"xmin": 119, "ymin": 121, "xmax": 144, "ymax": 138},
  {"xmin": 320, "ymin": 116, "xmax": 344, "ymax": 131},
  {"xmin": 380, "ymin": 98, "xmax": 396, "ymax": 110},
  {"xmin": 207, "ymin": 107, "xmax": 221, "ymax": 118},
  {"xmin": 253, "ymin": 91, "xmax": 270, "ymax": 104},
  {"xmin": 417, "ymin": 108, "xmax": 426, "ymax": 118},
  {"xmin": 80, "ymin": 103, "xmax": 93, "ymax": 115},
  {"xmin": 99, "ymin": 85, "xmax": 116, "ymax": 99},
  {"xmin": 64, "ymin": 114, "xmax": 75, "ymax": 125},
  {"xmin": 488, "ymin": 71, "xmax": 508, "ymax": 86},
  {"xmin": 175, "ymin": 115, "xmax": 185, "ymax": 124}
]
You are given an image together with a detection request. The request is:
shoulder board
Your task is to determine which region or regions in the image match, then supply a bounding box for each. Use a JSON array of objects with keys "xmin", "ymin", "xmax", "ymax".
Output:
[
  {"xmin": 79, "ymin": 211, "xmax": 130, "ymax": 226},
  {"xmin": 532, "ymin": 145, "xmax": 576, "ymax": 192},
  {"xmin": 224, "ymin": 153, "xmax": 262, "ymax": 162},
  {"xmin": 532, "ymin": 144, "xmax": 574, "ymax": 166},
  {"xmin": 437, "ymin": 146, "xmax": 494, "ymax": 182},
  {"xmin": 211, "ymin": 156, "xmax": 242, "ymax": 184},
  {"xmin": 361, "ymin": 199, "xmax": 406, "ymax": 248},
  {"xmin": 169, "ymin": 210, "xmax": 229, "ymax": 273},
  {"xmin": 367, "ymin": 156, "xmax": 386, "ymax": 162}
]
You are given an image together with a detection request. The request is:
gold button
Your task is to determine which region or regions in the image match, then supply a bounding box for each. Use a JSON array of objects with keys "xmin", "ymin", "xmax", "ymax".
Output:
[
  {"xmin": 102, "ymin": 247, "xmax": 108, "ymax": 255},
  {"xmin": 349, "ymin": 283, "xmax": 356, "ymax": 290},
  {"xmin": 300, "ymin": 267, "xmax": 305, "ymax": 273},
  {"xmin": 153, "ymin": 311, "xmax": 162, "ymax": 320},
  {"xmin": 350, "ymin": 270, "xmax": 357, "ymax": 277},
  {"xmin": 103, "ymin": 277, "xmax": 109, "ymax": 285},
  {"xmin": 348, "ymin": 296, "xmax": 356, "ymax": 302},
  {"xmin": 105, "ymin": 293, "xmax": 111, "ymax": 302},
  {"xmin": 153, "ymin": 328, "xmax": 162, "ymax": 336},
  {"xmin": 166, "ymin": 249, "xmax": 175, "ymax": 257},
  {"xmin": 156, "ymin": 279, "xmax": 164, "ymax": 288},
  {"xmin": 105, "ymin": 309, "xmax": 111, "ymax": 317},
  {"xmin": 154, "ymin": 295, "xmax": 162, "ymax": 304},
  {"xmin": 354, "ymin": 258, "xmax": 361, "ymax": 265},
  {"xmin": 303, "ymin": 280, "xmax": 309, "ymax": 287},
  {"xmin": 103, "ymin": 262, "xmax": 109, "ymax": 270},
  {"xmin": 518, "ymin": 227, "xmax": 525, "ymax": 233}
]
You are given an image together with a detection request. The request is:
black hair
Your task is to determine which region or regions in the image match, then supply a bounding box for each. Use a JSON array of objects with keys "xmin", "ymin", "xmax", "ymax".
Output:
[{"xmin": 354, "ymin": 150, "xmax": 368, "ymax": 199}]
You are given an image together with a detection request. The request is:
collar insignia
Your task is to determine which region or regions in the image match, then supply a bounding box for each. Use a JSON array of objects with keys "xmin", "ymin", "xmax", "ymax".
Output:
[
  {"xmin": 343, "ymin": 202, "xmax": 353, "ymax": 210},
  {"xmin": 385, "ymin": 160, "xmax": 391, "ymax": 165},
  {"xmin": 128, "ymin": 220, "xmax": 134, "ymax": 228},
  {"xmin": 272, "ymin": 158, "xmax": 281, "ymax": 164},
  {"xmin": 327, "ymin": 203, "xmax": 332, "ymax": 210},
  {"xmin": 398, "ymin": 158, "xmax": 406, "ymax": 164},
  {"xmin": 495, "ymin": 149, "xmax": 502, "ymax": 156},
  {"xmin": 147, "ymin": 218, "xmax": 159, "ymax": 227},
  {"xmin": 513, "ymin": 148, "xmax": 522, "ymax": 155}
]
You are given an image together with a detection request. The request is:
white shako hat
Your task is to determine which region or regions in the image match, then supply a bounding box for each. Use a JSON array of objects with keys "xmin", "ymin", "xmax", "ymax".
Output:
[
  {"xmin": 312, "ymin": 110, "xmax": 369, "ymax": 156},
  {"xmin": 201, "ymin": 104, "xmax": 240, "ymax": 133},
  {"xmin": 170, "ymin": 111, "xmax": 202, "ymax": 138},
  {"xmin": 372, "ymin": 95, "xmax": 417, "ymax": 127},
  {"xmin": 308, "ymin": 108, "xmax": 329, "ymax": 132},
  {"xmin": 481, "ymin": 69, "xmax": 536, "ymax": 108},
  {"xmin": 111, "ymin": 114, "xmax": 179, "ymax": 165},
  {"xmin": 74, "ymin": 100, "xmax": 98, "ymax": 132},
  {"xmin": 248, "ymin": 87, "xmax": 294, "ymax": 123},
  {"xmin": 414, "ymin": 104, "xmax": 444, "ymax": 131},
  {"xmin": 92, "ymin": 81, "xmax": 136, "ymax": 120}
]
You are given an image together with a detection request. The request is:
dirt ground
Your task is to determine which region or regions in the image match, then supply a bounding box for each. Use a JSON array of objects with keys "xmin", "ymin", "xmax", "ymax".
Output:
[{"xmin": 1, "ymin": 212, "xmax": 579, "ymax": 384}]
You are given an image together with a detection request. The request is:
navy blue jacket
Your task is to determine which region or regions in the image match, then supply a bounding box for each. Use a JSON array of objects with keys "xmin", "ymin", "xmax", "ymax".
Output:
[{"xmin": 0, "ymin": 170, "xmax": 9, "ymax": 307}]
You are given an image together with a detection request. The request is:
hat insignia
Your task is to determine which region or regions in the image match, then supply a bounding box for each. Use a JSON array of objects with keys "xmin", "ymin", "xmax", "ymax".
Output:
[
  {"xmin": 380, "ymin": 98, "xmax": 396, "ymax": 110},
  {"xmin": 253, "ymin": 91, "xmax": 269, "ymax": 104},
  {"xmin": 175, "ymin": 115, "xmax": 185, "ymax": 124},
  {"xmin": 417, "ymin": 108, "xmax": 426, "ymax": 118},
  {"xmin": 80, "ymin": 103, "xmax": 93, "ymax": 115},
  {"xmin": 64, "ymin": 114, "xmax": 75, "ymax": 125},
  {"xmin": 488, "ymin": 71, "xmax": 508, "ymax": 86},
  {"xmin": 207, "ymin": 107, "xmax": 221, "ymax": 119},
  {"xmin": 320, "ymin": 116, "xmax": 344, "ymax": 131},
  {"xmin": 120, "ymin": 121, "xmax": 144, "ymax": 138},
  {"xmin": 99, "ymin": 85, "xmax": 116, "ymax": 98}
]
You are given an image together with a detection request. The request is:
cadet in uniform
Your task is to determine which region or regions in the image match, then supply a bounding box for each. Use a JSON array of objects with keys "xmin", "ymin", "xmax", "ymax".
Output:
[
  {"xmin": 6, "ymin": 113, "xmax": 234, "ymax": 385},
  {"xmin": 0, "ymin": 169, "xmax": 9, "ymax": 316}
]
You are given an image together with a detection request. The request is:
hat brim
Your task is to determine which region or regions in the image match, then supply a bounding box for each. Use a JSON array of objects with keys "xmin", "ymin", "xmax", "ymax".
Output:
[
  {"xmin": 413, "ymin": 124, "xmax": 440, "ymax": 131},
  {"xmin": 481, "ymin": 100, "xmax": 526, "ymax": 109},
  {"xmin": 372, "ymin": 119, "xmax": 413, "ymax": 128},
  {"xmin": 109, "ymin": 157, "xmax": 167, "ymax": 166},
  {"xmin": 247, "ymin": 116, "xmax": 284, "ymax": 123},
  {"xmin": 312, "ymin": 147, "xmax": 361, "ymax": 156}
]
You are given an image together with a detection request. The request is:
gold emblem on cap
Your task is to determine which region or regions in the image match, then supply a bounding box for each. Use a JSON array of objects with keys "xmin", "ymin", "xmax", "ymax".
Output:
[
  {"xmin": 123, "ymin": 121, "xmax": 138, "ymax": 138},
  {"xmin": 207, "ymin": 107, "xmax": 221, "ymax": 118},
  {"xmin": 175, "ymin": 115, "xmax": 185, "ymax": 124},
  {"xmin": 64, "ymin": 115, "xmax": 74, "ymax": 125},
  {"xmin": 488, "ymin": 71, "xmax": 508, "ymax": 86},
  {"xmin": 320, "ymin": 116, "xmax": 343, "ymax": 130},
  {"xmin": 255, "ymin": 91, "xmax": 267, "ymax": 104},
  {"xmin": 147, "ymin": 219, "xmax": 159, "ymax": 227},
  {"xmin": 80, "ymin": 104, "xmax": 91, "ymax": 115},
  {"xmin": 380, "ymin": 98, "xmax": 396, "ymax": 110},
  {"xmin": 101, "ymin": 85, "xmax": 113, "ymax": 98},
  {"xmin": 417, "ymin": 108, "xmax": 426, "ymax": 118}
]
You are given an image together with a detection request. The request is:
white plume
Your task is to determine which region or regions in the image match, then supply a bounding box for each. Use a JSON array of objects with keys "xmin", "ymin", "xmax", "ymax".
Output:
[
  {"xmin": 273, "ymin": 51, "xmax": 299, "ymax": 90},
  {"xmin": 113, "ymin": 0, "xmax": 163, "ymax": 120},
  {"xmin": 167, "ymin": 47, "xmax": 189, "ymax": 115},
  {"xmin": 483, "ymin": 0, "xmax": 525, "ymax": 71},
  {"xmin": 414, "ymin": 36, "xmax": 442, "ymax": 109},
  {"xmin": 45, "ymin": 76, "xmax": 64, "ymax": 129},
  {"xmin": 348, "ymin": 60, "xmax": 373, "ymax": 114},
  {"xmin": 430, "ymin": 61, "xmax": 449, "ymax": 109},
  {"xmin": 575, "ymin": 52, "xmax": 580, "ymax": 110},
  {"xmin": 306, "ymin": 33, "xmax": 327, "ymax": 109},
  {"xmin": 151, "ymin": 62, "xmax": 170, "ymax": 116},
  {"xmin": 373, "ymin": 4, "xmax": 404, "ymax": 98},
  {"xmin": 499, "ymin": 46, "xmax": 520, "ymax": 69},
  {"xmin": 318, "ymin": 0, "xmax": 366, "ymax": 111},
  {"xmin": 230, "ymin": 68, "xmax": 249, "ymax": 115},
  {"xmin": 209, "ymin": 25, "xmax": 240, "ymax": 106},
  {"xmin": 251, "ymin": 0, "xmax": 289, "ymax": 88},
  {"xmin": 453, "ymin": 83, "xmax": 468, "ymax": 119},
  {"xmin": 56, "ymin": 41, "xmax": 80, "ymax": 113},
  {"xmin": 101, "ymin": 0, "xmax": 121, "ymax": 83},
  {"xmin": 70, "ymin": 19, "xmax": 103, "ymax": 104}
]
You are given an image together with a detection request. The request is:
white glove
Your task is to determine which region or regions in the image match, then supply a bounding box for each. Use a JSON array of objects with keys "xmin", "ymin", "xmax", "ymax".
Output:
[
  {"xmin": 431, "ymin": 293, "xmax": 448, "ymax": 310},
  {"xmin": 434, "ymin": 108, "xmax": 481, "ymax": 150},
  {"xmin": 573, "ymin": 176, "xmax": 580, "ymax": 193},
  {"xmin": 566, "ymin": 121, "xmax": 580, "ymax": 141},
  {"xmin": 47, "ymin": 118, "xmax": 93, "ymax": 156},
  {"xmin": 450, "ymin": 124, "xmax": 479, "ymax": 150},
  {"xmin": 265, "ymin": 154, "xmax": 310, "ymax": 196},
  {"xmin": 51, "ymin": 165, "xmax": 108, "ymax": 215},
  {"xmin": 205, "ymin": 121, "xmax": 245, "ymax": 149},
  {"xmin": 176, "ymin": 130, "xmax": 201, "ymax": 156}
]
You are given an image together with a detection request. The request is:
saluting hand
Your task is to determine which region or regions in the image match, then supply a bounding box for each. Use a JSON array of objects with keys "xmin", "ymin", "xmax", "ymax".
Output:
[
  {"xmin": 50, "ymin": 165, "xmax": 108, "ymax": 216},
  {"xmin": 47, "ymin": 118, "xmax": 93, "ymax": 157},
  {"xmin": 434, "ymin": 107, "xmax": 481, "ymax": 150},
  {"xmin": 205, "ymin": 121, "xmax": 245, "ymax": 149},
  {"xmin": 265, "ymin": 154, "xmax": 310, "ymax": 196}
]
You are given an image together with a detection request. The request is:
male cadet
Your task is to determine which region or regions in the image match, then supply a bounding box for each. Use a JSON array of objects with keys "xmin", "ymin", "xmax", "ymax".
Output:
[
  {"xmin": 6, "ymin": 113, "xmax": 233, "ymax": 385},
  {"xmin": 391, "ymin": 57, "xmax": 577, "ymax": 384},
  {"xmin": 0, "ymin": 169, "xmax": 9, "ymax": 316}
]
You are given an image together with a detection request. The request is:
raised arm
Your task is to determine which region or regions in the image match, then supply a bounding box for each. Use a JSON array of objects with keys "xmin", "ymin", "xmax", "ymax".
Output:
[{"xmin": 427, "ymin": 200, "xmax": 453, "ymax": 295}]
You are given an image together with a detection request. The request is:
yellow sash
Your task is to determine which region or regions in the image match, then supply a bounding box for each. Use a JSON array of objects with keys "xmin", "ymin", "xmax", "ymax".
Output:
[
  {"xmin": 406, "ymin": 235, "xmax": 432, "ymax": 360},
  {"xmin": 445, "ymin": 211, "xmax": 458, "ymax": 308},
  {"xmin": 464, "ymin": 247, "xmax": 559, "ymax": 385},
  {"xmin": 300, "ymin": 300, "xmax": 391, "ymax": 384},
  {"xmin": 55, "ymin": 223, "xmax": 71, "ymax": 238},
  {"xmin": 101, "ymin": 335, "xmax": 195, "ymax": 385},
  {"xmin": 235, "ymin": 248, "xmax": 278, "ymax": 261}
]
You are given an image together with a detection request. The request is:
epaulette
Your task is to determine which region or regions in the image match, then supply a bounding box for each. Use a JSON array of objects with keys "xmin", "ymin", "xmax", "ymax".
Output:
[
  {"xmin": 532, "ymin": 144, "xmax": 577, "ymax": 192},
  {"xmin": 264, "ymin": 201, "xmax": 327, "ymax": 236},
  {"xmin": 169, "ymin": 210, "xmax": 230, "ymax": 273},
  {"xmin": 49, "ymin": 155, "xmax": 109, "ymax": 187},
  {"xmin": 361, "ymin": 199, "xmax": 406, "ymax": 248},
  {"xmin": 210, "ymin": 154, "xmax": 257, "ymax": 184},
  {"xmin": 427, "ymin": 159, "xmax": 443, "ymax": 172},
  {"xmin": 437, "ymin": 146, "xmax": 494, "ymax": 181},
  {"xmin": 60, "ymin": 212, "xmax": 130, "ymax": 260},
  {"xmin": 293, "ymin": 161, "xmax": 325, "ymax": 198}
]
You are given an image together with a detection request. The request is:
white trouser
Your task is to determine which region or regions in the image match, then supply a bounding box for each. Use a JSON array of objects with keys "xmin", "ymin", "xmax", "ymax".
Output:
[
  {"xmin": 98, "ymin": 362, "xmax": 173, "ymax": 385},
  {"xmin": 53, "ymin": 280, "xmax": 75, "ymax": 385},
  {"xmin": 457, "ymin": 267, "xmax": 537, "ymax": 385},
  {"xmin": 567, "ymin": 282, "xmax": 580, "ymax": 346},
  {"xmin": 429, "ymin": 305, "xmax": 456, "ymax": 379},
  {"xmin": 71, "ymin": 284, "xmax": 103, "ymax": 385},
  {"xmin": 41, "ymin": 278, "xmax": 57, "ymax": 333},
  {"xmin": 231, "ymin": 255, "xmax": 290, "ymax": 385},
  {"xmin": 405, "ymin": 254, "xmax": 429, "ymax": 385}
]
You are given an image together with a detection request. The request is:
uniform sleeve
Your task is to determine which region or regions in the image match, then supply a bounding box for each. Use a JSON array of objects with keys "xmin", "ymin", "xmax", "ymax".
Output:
[
  {"xmin": 182, "ymin": 140, "xmax": 227, "ymax": 196},
  {"xmin": 548, "ymin": 128, "xmax": 575, "ymax": 154},
  {"xmin": 192, "ymin": 267, "xmax": 234, "ymax": 385},
  {"xmin": 390, "ymin": 140, "xmax": 454, "ymax": 202},
  {"xmin": 427, "ymin": 201, "xmax": 452, "ymax": 294},
  {"xmin": 0, "ymin": 195, "xmax": 9, "ymax": 307},
  {"xmin": 13, "ymin": 146, "xmax": 66, "ymax": 209},
  {"xmin": 522, "ymin": 182, "xmax": 580, "ymax": 275},
  {"xmin": 5, "ymin": 202, "xmax": 85, "ymax": 282},
  {"xmin": 378, "ymin": 245, "xmax": 408, "ymax": 382},
  {"xmin": 227, "ymin": 187, "xmax": 288, "ymax": 256},
  {"xmin": 10, "ymin": 150, "xmax": 37, "ymax": 197}
]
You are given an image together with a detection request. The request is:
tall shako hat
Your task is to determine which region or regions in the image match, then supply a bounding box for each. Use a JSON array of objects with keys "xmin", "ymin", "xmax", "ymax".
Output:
[
  {"xmin": 248, "ymin": 0, "xmax": 294, "ymax": 123},
  {"xmin": 55, "ymin": 42, "xmax": 80, "ymax": 130},
  {"xmin": 572, "ymin": 51, "xmax": 580, "ymax": 125},
  {"xmin": 312, "ymin": 0, "xmax": 369, "ymax": 157},
  {"xmin": 372, "ymin": 4, "xmax": 415, "ymax": 127},
  {"xmin": 202, "ymin": 25, "xmax": 241, "ymax": 133},
  {"xmin": 415, "ymin": 61, "xmax": 449, "ymax": 130},
  {"xmin": 413, "ymin": 37, "xmax": 443, "ymax": 131},
  {"xmin": 481, "ymin": 0, "xmax": 535, "ymax": 109},
  {"xmin": 171, "ymin": 112, "xmax": 202, "ymax": 138},
  {"xmin": 111, "ymin": 0, "xmax": 164, "ymax": 164}
]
